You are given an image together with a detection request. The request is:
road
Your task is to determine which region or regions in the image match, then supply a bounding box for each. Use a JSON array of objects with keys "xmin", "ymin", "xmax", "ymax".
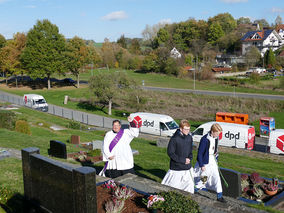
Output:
[{"xmin": 143, "ymin": 86, "xmax": 284, "ymax": 101}]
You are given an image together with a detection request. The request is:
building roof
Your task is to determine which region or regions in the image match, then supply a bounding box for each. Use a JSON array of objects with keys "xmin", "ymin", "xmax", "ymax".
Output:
[
  {"xmin": 212, "ymin": 67, "xmax": 232, "ymax": 72},
  {"xmin": 241, "ymin": 29, "xmax": 273, "ymax": 42},
  {"xmin": 276, "ymin": 24, "xmax": 284, "ymax": 33}
]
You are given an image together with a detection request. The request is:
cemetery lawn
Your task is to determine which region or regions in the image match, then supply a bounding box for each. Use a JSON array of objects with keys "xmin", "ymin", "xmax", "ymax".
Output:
[{"xmin": 0, "ymin": 107, "xmax": 283, "ymax": 195}]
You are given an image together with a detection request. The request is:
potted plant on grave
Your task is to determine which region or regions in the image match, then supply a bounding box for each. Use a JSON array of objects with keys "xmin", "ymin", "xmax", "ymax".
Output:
[{"xmin": 264, "ymin": 183, "xmax": 278, "ymax": 196}]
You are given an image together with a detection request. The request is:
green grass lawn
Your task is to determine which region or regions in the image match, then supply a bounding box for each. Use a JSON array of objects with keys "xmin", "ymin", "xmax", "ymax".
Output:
[
  {"xmin": 0, "ymin": 107, "xmax": 284, "ymax": 213},
  {"xmin": 55, "ymin": 68, "xmax": 284, "ymax": 95}
]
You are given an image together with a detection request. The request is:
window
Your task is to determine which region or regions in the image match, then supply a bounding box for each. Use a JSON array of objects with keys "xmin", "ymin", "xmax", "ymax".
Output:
[
  {"xmin": 193, "ymin": 128, "xmax": 204, "ymax": 136},
  {"xmin": 160, "ymin": 122, "xmax": 168, "ymax": 131},
  {"xmin": 35, "ymin": 99, "xmax": 46, "ymax": 104},
  {"xmin": 165, "ymin": 121, "xmax": 179, "ymax": 130}
]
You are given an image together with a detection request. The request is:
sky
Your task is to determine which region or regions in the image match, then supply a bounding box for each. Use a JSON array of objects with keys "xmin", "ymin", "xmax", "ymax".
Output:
[{"xmin": 0, "ymin": 0, "xmax": 284, "ymax": 42}]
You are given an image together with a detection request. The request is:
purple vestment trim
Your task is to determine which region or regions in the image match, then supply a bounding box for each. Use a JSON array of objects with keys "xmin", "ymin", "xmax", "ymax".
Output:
[{"xmin": 103, "ymin": 129, "xmax": 124, "ymax": 172}]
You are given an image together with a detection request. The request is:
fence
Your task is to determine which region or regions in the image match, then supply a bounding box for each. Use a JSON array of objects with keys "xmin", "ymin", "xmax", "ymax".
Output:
[{"xmin": 0, "ymin": 91, "xmax": 128, "ymax": 129}]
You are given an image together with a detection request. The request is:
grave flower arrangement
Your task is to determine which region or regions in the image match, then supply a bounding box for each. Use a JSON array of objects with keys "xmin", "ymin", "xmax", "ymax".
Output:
[
  {"xmin": 102, "ymin": 180, "xmax": 118, "ymax": 191},
  {"xmin": 143, "ymin": 194, "xmax": 165, "ymax": 210}
]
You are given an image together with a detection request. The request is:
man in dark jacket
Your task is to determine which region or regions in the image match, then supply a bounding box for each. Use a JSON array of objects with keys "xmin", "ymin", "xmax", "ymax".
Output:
[{"xmin": 161, "ymin": 120, "xmax": 194, "ymax": 193}]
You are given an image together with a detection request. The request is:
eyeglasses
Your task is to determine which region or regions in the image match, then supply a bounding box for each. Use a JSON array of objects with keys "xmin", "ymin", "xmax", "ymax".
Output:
[{"xmin": 183, "ymin": 128, "xmax": 190, "ymax": 131}]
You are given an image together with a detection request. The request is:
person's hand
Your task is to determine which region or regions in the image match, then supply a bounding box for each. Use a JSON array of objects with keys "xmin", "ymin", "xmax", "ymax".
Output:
[
  {"xmin": 127, "ymin": 116, "xmax": 133, "ymax": 122},
  {"xmin": 201, "ymin": 166, "xmax": 206, "ymax": 171},
  {"xmin": 185, "ymin": 158, "xmax": 191, "ymax": 164},
  {"xmin": 108, "ymin": 155, "xmax": 115, "ymax": 160}
]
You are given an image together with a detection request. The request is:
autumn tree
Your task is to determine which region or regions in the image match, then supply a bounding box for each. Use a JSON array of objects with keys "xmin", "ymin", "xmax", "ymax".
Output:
[
  {"xmin": 0, "ymin": 34, "xmax": 6, "ymax": 48},
  {"xmin": 20, "ymin": 19, "xmax": 67, "ymax": 89},
  {"xmin": 129, "ymin": 38, "xmax": 141, "ymax": 55},
  {"xmin": 66, "ymin": 36, "xmax": 91, "ymax": 88},
  {"xmin": 0, "ymin": 33, "xmax": 27, "ymax": 87},
  {"xmin": 117, "ymin": 34, "xmax": 127, "ymax": 49},
  {"xmin": 275, "ymin": 15, "xmax": 283, "ymax": 26},
  {"xmin": 237, "ymin": 17, "xmax": 251, "ymax": 25}
]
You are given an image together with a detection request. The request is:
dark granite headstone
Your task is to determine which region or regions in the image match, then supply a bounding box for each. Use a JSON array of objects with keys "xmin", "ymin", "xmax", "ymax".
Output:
[
  {"xmin": 48, "ymin": 140, "xmax": 67, "ymax": 159},
  {"xmin": 22, "ymin": 147, "xmax": 97, "ymax": 213},
  {"xmin": 220, "ymin": 167, "xmax": 242, "ymax": 198}
]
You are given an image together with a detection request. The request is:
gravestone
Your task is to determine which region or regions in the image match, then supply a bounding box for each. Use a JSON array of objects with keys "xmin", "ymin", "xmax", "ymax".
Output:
[
  {"xmin": 48, "ymin": 140, "xmax": 67, "ymax": 159},
  {"xmin": 71, "ymin": 135, "xmax": 80, "ymax": 144},
  {"xmin": 0, "ymin": 150, "xmax": 10, "ymax": 160},
  {"xmin": 220, "ymin": 167, "xmax": 242, "ymax": 198}
]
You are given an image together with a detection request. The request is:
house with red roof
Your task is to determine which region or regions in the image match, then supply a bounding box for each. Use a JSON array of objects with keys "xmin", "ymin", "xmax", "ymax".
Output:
[{"xmin": 241, "ymin": 29, "xmax": 282, "ymax": 56}]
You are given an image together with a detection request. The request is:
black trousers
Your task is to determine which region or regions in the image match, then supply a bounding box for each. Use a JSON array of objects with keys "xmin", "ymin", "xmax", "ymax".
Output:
[{"xmin": 105, "ymin": 167, "xmax": 135, "ymax": 178}]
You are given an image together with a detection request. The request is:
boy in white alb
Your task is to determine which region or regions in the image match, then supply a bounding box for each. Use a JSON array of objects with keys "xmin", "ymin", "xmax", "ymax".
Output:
[{"xmin": 101, "ymin": 117, "xmax": 139, "ymax": 178}]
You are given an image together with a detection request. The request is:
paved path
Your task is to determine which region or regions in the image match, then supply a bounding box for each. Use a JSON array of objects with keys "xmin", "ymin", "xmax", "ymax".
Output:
[{"xmin": 143, "ymin": 86, "xmax": 284, "ymax": 100}]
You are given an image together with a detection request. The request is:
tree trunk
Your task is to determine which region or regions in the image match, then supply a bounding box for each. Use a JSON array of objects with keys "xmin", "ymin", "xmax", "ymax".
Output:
[
  {"xmin": 108, "ymin": 99, "xmax": 112, "ymax": 115},
  {"xmin": 15, "ymin": 75, "xmax": 18, "ymax": 88},
  {"xmin": 5, "ymin": 76, "xmax": 7, "ymax": 86},
  {"xmin": 47, "ymin": 75, "xmax": 51, "ymax": 89},
  {"xmin": 77, "ymin": 74, "xmax": 80, "ymax": 88}
]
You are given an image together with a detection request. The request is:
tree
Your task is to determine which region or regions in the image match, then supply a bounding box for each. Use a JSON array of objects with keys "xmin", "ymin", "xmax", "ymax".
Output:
[
  {"xmin": 89, "ymin": 72, "xmax": 132, "ymax": 115},
  {"xmin": 245, "ymin": 46, "xmax": 261, "ymax": 67},
  {"xmin": 208, "ymin": 13, "xmax": 237, "ymax": 34},
  {"xmin": 207, "ymin": 22, "xmax": 224, "ymax": 44},
  {"xmin": 20, "ymin": 19, "xmax": 67, "ymax": 89},
  {"xmin": 275, "ymin": 15, "xmax": 283, "ymax": 26},
  {"xmin": 254, "ymin": 19, "xmax": 270, "ymax": 29},
  {"xmin": 264, "ymin": 48, "xmax": 276, "ymax": 68},
  {"xmin": 101, "ymin": 38, "xmax": 116, "ymax": 68},
  {"xmin": 0, "ymin": 34, "xmax": 6, "ymax": 48},
  {"xmin": 117, "ymin": 35, "xmax": 127, "ymax": 49},
  {"xmin": 129, "ymin": 38, "xmax": 141, "ymax": 55},
  {"xmin": 66, "ymin": 36, "xmax": 91, "ymax": 88},
  {"xmin": 0, "ymin": 33, "xmax": 27, "ymax": 87},
  {"xmin": 237, "ymin": 17, "xmax": 251, "ymax": 25}
]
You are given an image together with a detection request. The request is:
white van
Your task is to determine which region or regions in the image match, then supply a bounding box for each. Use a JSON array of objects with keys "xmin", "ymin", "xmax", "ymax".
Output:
[
  {"xmin": 23, "ymin": 94, "xmax": 48, "ymax": 112},
  {"xmin": 192, "ymin": 121, "xmax": 255, "ymax": 150},
  {"xmin": 268, "ymin": 129, "xmax": 284, "ymax": 155},
  {"xmin": 130, "ymin": 112, "xmax": 179, "ymax": 137}
]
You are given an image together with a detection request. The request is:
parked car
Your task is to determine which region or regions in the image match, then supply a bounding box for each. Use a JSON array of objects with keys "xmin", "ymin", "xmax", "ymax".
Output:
[{"xmin": 62, "ymin": 78, "xmax": 75, "ymax": 85}]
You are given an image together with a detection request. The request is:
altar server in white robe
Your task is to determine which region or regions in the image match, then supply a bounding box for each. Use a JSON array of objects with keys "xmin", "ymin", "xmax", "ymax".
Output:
[
  {"xmin": 161, "ymin": 120, "xmax": 195, "ymax": 194},
  {"xmin": 194, "ymin": 123, "xmax": 226, "ymax": 203}
]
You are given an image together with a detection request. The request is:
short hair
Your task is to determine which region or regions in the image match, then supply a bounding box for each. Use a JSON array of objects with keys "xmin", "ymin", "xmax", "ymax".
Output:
[
  {"xmin": 179, "ymin": 119, "xmax": 190, "ymax": 128},
  {"xmin": 112, "ymin": 120, "xmax": 121, "ymax": 125},
  {"xmin": 211, "ymin": 123, "xmax": 222, "ymax": 132}
]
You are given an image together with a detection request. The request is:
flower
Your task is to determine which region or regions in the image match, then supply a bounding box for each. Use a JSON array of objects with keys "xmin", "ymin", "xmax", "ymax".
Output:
[
  {"xmin": 113, "ymin": 186, "xmax": 134, "ymax": 200},
  {"xmin": 102, "ymin": 180, "xmax": 117, "ymax": 191},
  {"xmin": 265, "ymin": 183, "xmax": 278, "ymax": 191},
  {"xmin": 144, "ymin": 195, "xmax": 165, "ymax": 209}
]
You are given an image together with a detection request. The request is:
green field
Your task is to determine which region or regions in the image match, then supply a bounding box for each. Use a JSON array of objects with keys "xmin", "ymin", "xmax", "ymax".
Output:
[
  {"xmin": 0, "ymin": 106, "xmax": 283, "ymax": 212},
  {"xmin": 47, "ymin": 68, "xmax": 284, "ymax": 95}
]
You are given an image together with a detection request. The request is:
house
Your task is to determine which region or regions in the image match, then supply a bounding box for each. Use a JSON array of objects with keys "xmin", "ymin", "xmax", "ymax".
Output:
[
  {"xmin": 276, "ymin": 24, "xmax": 284, "ymax": 41},
  {"xmin": 241, "ymin": 29, "xmax": 282, "ymax": 57},
  {"xmin": 170, "ymin": 47, "xmax": 182, "ymax": 59}
]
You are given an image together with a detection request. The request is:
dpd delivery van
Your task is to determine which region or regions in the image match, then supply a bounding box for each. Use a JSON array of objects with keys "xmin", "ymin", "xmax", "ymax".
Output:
[
  {"xmin": 192, "ymin": 121, "xmax": 255, "ymax": 150},
  {"xmin": 23, "ymin": 94, "xmax": 48, "ymax": 112},
  {"xmin": 267, "ymin": 129, "xmax": 284, "ymax": 155},
  {"xmin": 130, "ymin": 112, "xmax": 179, "ymax": 136}
]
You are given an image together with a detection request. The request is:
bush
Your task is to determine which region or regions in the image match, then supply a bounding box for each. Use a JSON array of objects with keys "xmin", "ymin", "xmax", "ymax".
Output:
[
  {"xmin": 159, "ymin": 191, "xmax": 200, "ymax": 213},
  {"xmin": 67, "ymin": 120, "xmax": 81, "ymax": 129},
  {"xmin": 0, "ymin": 186, "xmax": 14, "ymax": 205},
  {"xmin": 87, "ymin": 149, "xmax": 101, "ymax": 157},
  {"xmin": 0, "ymin": 110, "xmax": 16, "ymax": 130},
  {"xmin": 15, "ymin": 120, "xmax": 31, "ymax": 135}
]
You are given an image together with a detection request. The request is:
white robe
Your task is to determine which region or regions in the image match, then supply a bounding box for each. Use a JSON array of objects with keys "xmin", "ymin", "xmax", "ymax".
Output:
[
  {"xmin": 102, "ymin": 127, "xmax": 139, "ymax": 170},
  {"xmin": 194, "ymin": 134, "xmax": 222, "ymax": 193},
  {"xmin": 161, "ymin": 168, "xmax": 195, "ymax": 194}
]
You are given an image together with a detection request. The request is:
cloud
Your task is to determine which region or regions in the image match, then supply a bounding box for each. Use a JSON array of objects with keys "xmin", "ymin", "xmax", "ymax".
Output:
[
  {"xmin": 271, "ymin": 7, "xmax": 284, "ymax": 13},
  {"xmin": 220, "ymin": 0, "xmax": 248, "ymax": 3},
  {"xmin": 0, "ymin": 0, "xmax": 11, "ymax": 4},
  {"xmin": 158, "ymin": 19, "xmax": 172, "ymax": 24},
  {"xmin": 101, "ymin": 11, "xmax": 128, "ymax": 21}
]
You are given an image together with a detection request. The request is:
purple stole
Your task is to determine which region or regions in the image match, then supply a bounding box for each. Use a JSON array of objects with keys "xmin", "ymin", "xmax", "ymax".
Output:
[{"xmin": 103, "ymin": 129, "xmax": 124, "ymax": 172}]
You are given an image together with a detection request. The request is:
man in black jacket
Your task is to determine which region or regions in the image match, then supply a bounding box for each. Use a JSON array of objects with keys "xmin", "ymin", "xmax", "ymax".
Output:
[{"xmin": 161, "ymin": 120, "xmax": 194, "ymax": 193}]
